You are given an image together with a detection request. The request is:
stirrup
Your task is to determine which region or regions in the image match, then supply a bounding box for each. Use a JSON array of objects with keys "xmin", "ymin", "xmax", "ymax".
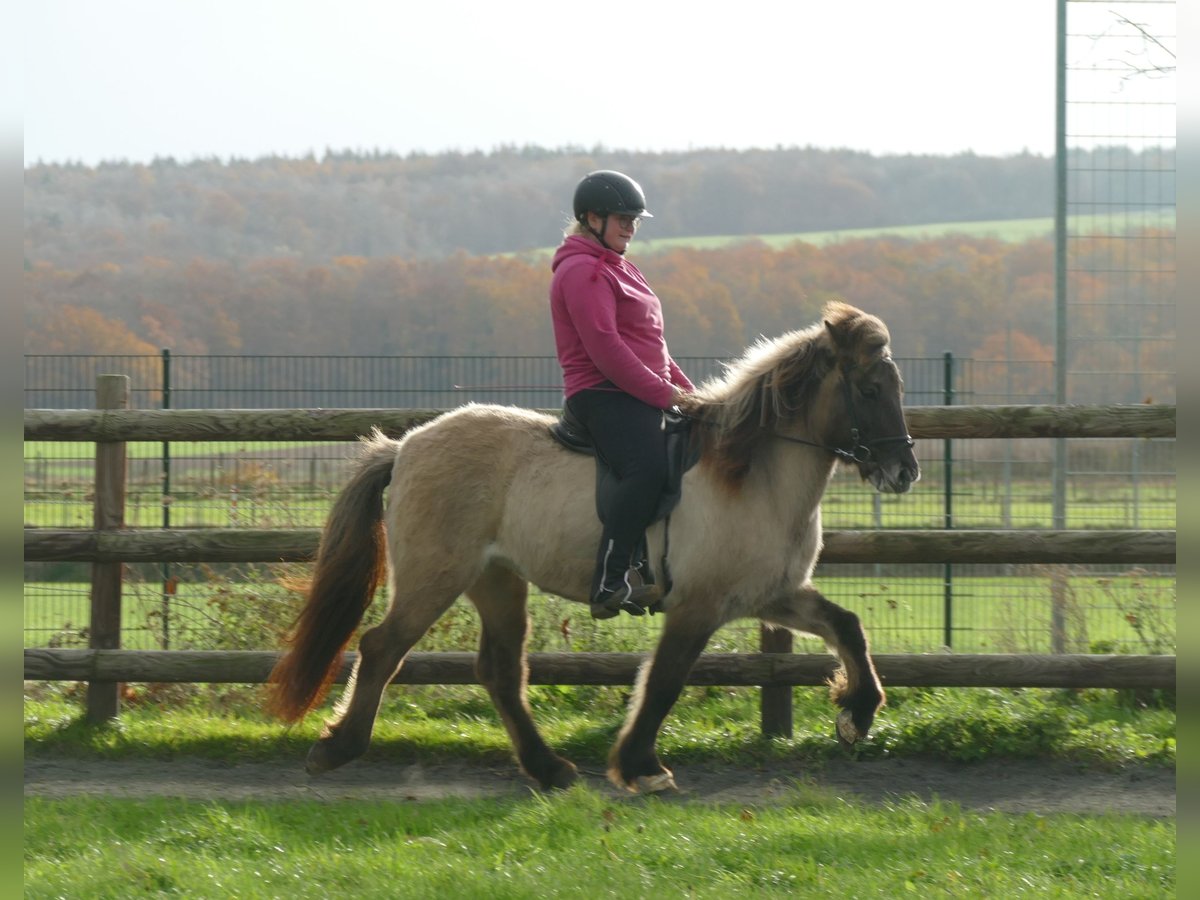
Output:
[{"xmin": 590, "ymin": 583, "xmax": 662, "ymax": 619}]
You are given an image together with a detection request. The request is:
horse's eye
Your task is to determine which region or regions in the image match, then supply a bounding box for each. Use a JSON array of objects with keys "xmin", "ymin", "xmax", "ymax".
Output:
[{"xmin": 859, "ymin": 383, "xmax": 879, "ymax": 400}]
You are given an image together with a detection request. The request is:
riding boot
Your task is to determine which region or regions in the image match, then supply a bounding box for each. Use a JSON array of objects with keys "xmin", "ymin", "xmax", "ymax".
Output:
[{"xmin": 590, "ymin": 540, "xmax": 662, "ymax": 619}]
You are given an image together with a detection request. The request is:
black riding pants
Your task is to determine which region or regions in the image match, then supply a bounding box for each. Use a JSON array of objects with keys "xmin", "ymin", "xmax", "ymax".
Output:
[{"xmin": 565, "ymin": 388, "xmax": 669, "ymax": 591}]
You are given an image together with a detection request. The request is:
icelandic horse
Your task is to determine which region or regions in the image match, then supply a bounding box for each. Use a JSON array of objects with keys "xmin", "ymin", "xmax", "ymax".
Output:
[{"xmin": 268, "ymin": 301, "xmax": 920, "ymax": 793}]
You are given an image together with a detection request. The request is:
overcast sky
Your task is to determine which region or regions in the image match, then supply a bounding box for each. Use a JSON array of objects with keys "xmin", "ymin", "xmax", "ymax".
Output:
[{"xmin": 22, "ymin": 0, "xmax": 1059, "ymax": 166}]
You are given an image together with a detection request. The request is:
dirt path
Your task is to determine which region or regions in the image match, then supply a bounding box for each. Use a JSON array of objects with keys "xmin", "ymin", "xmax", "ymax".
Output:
[{"xmin": 25, "ymin": 756, "xmax": 1175, "ymax": 817}]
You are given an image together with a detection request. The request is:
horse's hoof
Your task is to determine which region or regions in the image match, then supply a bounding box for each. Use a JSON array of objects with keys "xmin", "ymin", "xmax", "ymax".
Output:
[
  {"xmin": 305, "ymin": 740, "xmax": 349, "ymax": 776},
  {"xmin": 835, "ymin": 709, "xmax": 860, "ymax": 747},
  {"xmin": 634, "ymin": 772, "xmax": 678, "ymax": 794},
  {"xmin": 533, "ymin": 759, "xmax": 580, "ymax": 790}
]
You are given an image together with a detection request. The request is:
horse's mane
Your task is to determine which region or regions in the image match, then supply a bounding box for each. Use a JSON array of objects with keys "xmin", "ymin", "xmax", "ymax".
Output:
[{"xmin": 689, "ymin": 300, "xmax": 891, "ymax": 488}]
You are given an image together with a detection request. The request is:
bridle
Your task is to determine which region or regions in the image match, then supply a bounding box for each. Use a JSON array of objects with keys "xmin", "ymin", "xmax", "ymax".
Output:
[{"xmin": 772, "ymin": 366, "xmax": 914, "ymax": 463}]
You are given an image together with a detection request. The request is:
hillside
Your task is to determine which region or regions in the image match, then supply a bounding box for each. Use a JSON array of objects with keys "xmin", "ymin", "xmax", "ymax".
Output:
[{"xmin": 24, "ymin": 145, "xmax": 1063, "ymax": 266}]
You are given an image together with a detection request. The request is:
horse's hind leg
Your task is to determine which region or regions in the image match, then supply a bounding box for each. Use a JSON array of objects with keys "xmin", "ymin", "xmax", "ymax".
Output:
[
  {"xmin": 306, "ymin": 586, "xmax": 458, "ymax": 775},
  {"xmin": 467, "ymin": 565, "xmax": 578, "ymax": 790},
  {"xmin": 762, "ymin": 586, "xmax": 885, "ymax": 745},
  {"xmin": 608, "ymin": 607, "xmax": 720, "ymax": 793}
]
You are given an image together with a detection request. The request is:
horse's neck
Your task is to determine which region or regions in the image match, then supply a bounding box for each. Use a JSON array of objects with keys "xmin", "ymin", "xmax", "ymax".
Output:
[{"xmin": 752, "ymin": 441, "xmax": 838, "ymax": 525}]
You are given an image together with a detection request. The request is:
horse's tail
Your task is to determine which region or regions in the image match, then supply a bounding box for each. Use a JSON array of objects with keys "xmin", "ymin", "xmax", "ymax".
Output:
[{"xmin": 266, "ymin": 429, "xmax": 398, "ymax": 722}]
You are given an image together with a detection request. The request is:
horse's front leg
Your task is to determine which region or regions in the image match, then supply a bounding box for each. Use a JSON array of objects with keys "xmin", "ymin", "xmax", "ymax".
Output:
[
  {"xmin": 608, "ymin": 607, "xmax": 719, "ymax": 793},
  {"xmin": 761, "ymin": 585, "xmax": 884, "ymax": 745}
]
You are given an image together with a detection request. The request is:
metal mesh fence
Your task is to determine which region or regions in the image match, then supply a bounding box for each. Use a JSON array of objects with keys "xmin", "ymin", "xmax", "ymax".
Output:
[
  {"xmin": 24, "ymin": 352, "xmax": 1174, "ymax": 655},
  {"xmin": 1062, "ymin": 0, "xmax": 1175, "ymax": 405}
]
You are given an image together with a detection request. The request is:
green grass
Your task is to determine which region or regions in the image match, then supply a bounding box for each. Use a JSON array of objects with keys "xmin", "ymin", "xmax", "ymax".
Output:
[
  {"xmin": 512, "ymin": 210, "xmax": 1177, "ymax": 259},
  {"xmin": 23, "ymin": 685, "xmax": 1176, "ymax": 897},
  {"xmin": 24, "ymin": 682, "xmax": 1175, "ymax": 770},
  {"xmin": 23, "ymin": 791, "xmax": 1174, "ymax": 899}
]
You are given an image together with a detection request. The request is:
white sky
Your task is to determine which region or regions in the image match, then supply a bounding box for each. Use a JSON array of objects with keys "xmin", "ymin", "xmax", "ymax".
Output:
[{"xmin": 21, "ymin": 0, "xmax": 1058, "ymax": 166}]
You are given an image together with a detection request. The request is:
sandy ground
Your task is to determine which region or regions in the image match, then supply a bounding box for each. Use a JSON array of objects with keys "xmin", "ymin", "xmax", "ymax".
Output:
[{"xmin": 24, "ymin": 755, "xmax": 1175, "ymax": 818}]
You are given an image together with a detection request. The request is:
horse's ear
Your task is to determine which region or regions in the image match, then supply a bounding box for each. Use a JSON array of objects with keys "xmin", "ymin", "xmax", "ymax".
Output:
[
  {"xmin": 824, "ymin": 301, "xmax": 889, "ymax": 366},
  {"xmin": 823, "ymin": 322, "xmax": 855, "ymax": 372},
  {"xmin": 824, "ymin": 318, "xmax": 842, "ymax": 347},
  {"xmin": 823, "ymin": 300, "xmax": 860, "ymax": 352}
]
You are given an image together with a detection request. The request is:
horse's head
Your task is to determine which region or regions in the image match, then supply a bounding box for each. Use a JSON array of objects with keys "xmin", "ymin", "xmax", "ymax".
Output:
[
  {"xmin": 695, "ymin": 301, "xmax": 920, "ymax": 493},
  {"xmin": 816, "ymin": 301, "xmax": 920, "ymax": 493}
]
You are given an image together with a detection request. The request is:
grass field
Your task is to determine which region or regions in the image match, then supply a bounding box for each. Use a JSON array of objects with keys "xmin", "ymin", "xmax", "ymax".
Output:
[
  {"xmin": 23, "ymin": 679, "xmax": 1177, "ymax": 769},
  {"xmin": 23, "ymin": 792, "xmax": 1174, "ymax": 898},
  {"xmin": 510, "ymin": 209, "xmax": 1177, "ymax": 260},
  {"xmin": 23, "ymin": 684, "xmax": 1176, "ymax": 897}
]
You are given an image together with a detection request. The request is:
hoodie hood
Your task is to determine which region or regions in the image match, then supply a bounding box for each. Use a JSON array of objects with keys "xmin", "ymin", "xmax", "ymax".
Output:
[{"xmin": 550, "ymin": 233, "xmax": 625, "ymax": 274}]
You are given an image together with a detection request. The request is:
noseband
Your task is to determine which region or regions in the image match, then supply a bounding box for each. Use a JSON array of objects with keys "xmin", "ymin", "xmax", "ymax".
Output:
[{"xmin": 772, "ymin": 367, "xmax": 914, "ymax": 463}]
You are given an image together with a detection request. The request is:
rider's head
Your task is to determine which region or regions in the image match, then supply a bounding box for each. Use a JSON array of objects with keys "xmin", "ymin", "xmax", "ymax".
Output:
[{"xmin": 571, "ymin": 170, "xmax": 653, "ymax": 254}]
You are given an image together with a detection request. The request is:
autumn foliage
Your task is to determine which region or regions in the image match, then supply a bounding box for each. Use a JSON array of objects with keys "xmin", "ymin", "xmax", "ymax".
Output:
[{"xmin": 23, "ymin": 148, "xmax": 1174, "ymax": 406}]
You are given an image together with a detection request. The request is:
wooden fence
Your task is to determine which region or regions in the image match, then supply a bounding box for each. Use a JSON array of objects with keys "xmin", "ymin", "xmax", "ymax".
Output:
[{"xmin": 23, "ymin": 376, "xmax": 1177, "ymax": 730}]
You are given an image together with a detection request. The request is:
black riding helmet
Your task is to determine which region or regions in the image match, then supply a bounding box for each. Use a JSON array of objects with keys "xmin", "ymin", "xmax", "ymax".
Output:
[
  {"xmin": 573, "ymin": 170, "xmax": 654, "ymax": 222},
  {"xmin": 573, "ymin": 170, "xmax": 652, "ymax": 252}
]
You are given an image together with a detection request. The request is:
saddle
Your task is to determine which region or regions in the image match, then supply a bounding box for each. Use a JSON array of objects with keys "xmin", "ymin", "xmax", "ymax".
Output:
[{"xmin": 550, "ymin": 404, "xmax": 702, "ymax": 601}]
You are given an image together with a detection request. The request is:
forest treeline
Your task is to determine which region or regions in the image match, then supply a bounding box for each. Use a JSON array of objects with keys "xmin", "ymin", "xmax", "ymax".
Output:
[
  {"xmin": 24, "ymin": 144, "xmax": 1082, "ymax": 266},
  {"xmin": 24, "ymin": 145, "xmax": 1172, "ymax": 266},
  {"xmin": 23, "ymin": 145, "xmax": 1174, "ymax": 404}
]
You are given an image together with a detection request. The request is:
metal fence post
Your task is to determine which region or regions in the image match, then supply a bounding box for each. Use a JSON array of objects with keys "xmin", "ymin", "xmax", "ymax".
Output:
[
  {"xmin": 943, "ymin": 352, "xmax": 954, "ymax": 649},
  {"xmin": 161, "ymin": 348, "xmax": 172, "ymax": 649},
  {"xmin": 1051, "ymin": 0, "xmax": 1069, "ymax": 655},
  {"xmin": 86, "ymin": 375, "xmax": 129, "ymax": 723}
]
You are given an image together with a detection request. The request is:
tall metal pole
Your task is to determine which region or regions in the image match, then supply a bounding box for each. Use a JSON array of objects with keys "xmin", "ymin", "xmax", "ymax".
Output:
[
  {"xmin": 1053, "ymin": 0, "xmax": 1068, "ymax": 529},
  {"xmin": 1051, "ymin": 0, "xmax": 1069, "ymax": 652},
  {"xmin": 943, "ymin": 351, "xmax": 954, "ymax": 649},
  {"xmin": 161, "ymin": 349, "xmax": 172, "ymax": 650}
]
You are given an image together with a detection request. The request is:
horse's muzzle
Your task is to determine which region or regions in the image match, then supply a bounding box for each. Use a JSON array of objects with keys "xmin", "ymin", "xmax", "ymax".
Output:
[{"xmin": 868, "ymin": 457, "xmax": 920, "ymax": 494}]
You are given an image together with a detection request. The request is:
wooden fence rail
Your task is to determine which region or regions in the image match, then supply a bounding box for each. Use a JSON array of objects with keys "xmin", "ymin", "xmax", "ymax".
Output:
[
  {"xmin": 24, "ymin": 402, "xmax": 1177, "ymax": 442},
  {"xmin": 25, "ymin": 649, "xmax": 1176, "ymax": 690},
  {"xmin": 23, "ymin": 383, "xmax": 1177, "ymax": 728},
  {"xmin": 23, "ymin": 526, "xmax": 1177, "ymax": 565}
]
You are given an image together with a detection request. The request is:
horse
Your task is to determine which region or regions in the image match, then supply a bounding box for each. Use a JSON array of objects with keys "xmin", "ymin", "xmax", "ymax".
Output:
[{"xmin": 267, "ymin": 300, "xmax": 920, "ymax": 793}]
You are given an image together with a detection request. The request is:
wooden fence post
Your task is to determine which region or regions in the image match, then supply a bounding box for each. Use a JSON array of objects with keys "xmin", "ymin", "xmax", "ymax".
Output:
[
  {"xmin": 1050, "ymin": 567, "xmax": 1069, "ymax": 654},
  {"xmin": 760, "ymin": 624, "xmax": 793, "ymax": 736},
  {"xmin": 86, "ymin": 375, "xmax": 129, "ymax": 724}
]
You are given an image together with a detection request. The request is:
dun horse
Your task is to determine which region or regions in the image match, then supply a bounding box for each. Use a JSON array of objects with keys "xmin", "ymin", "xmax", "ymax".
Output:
[{"xmin": 268, "ymin": 301, "xmax": 920, "ymax": 793}]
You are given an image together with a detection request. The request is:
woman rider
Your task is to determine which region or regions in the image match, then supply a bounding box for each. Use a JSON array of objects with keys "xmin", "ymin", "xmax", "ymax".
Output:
[{"xmin": 549, "ymin": 170, "xmax": 694, "ymax": 619}]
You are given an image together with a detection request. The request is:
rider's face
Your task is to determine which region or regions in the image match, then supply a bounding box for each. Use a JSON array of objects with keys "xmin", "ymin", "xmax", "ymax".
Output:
[{"xmin": 588, "ymin": 212, "xmax": 640, "ymax": 254}]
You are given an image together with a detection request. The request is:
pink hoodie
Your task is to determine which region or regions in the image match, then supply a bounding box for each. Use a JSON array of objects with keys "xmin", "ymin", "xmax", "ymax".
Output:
[{"xmin": 549, "ymin": 235, "xmax": 693, "ymax": 408}]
